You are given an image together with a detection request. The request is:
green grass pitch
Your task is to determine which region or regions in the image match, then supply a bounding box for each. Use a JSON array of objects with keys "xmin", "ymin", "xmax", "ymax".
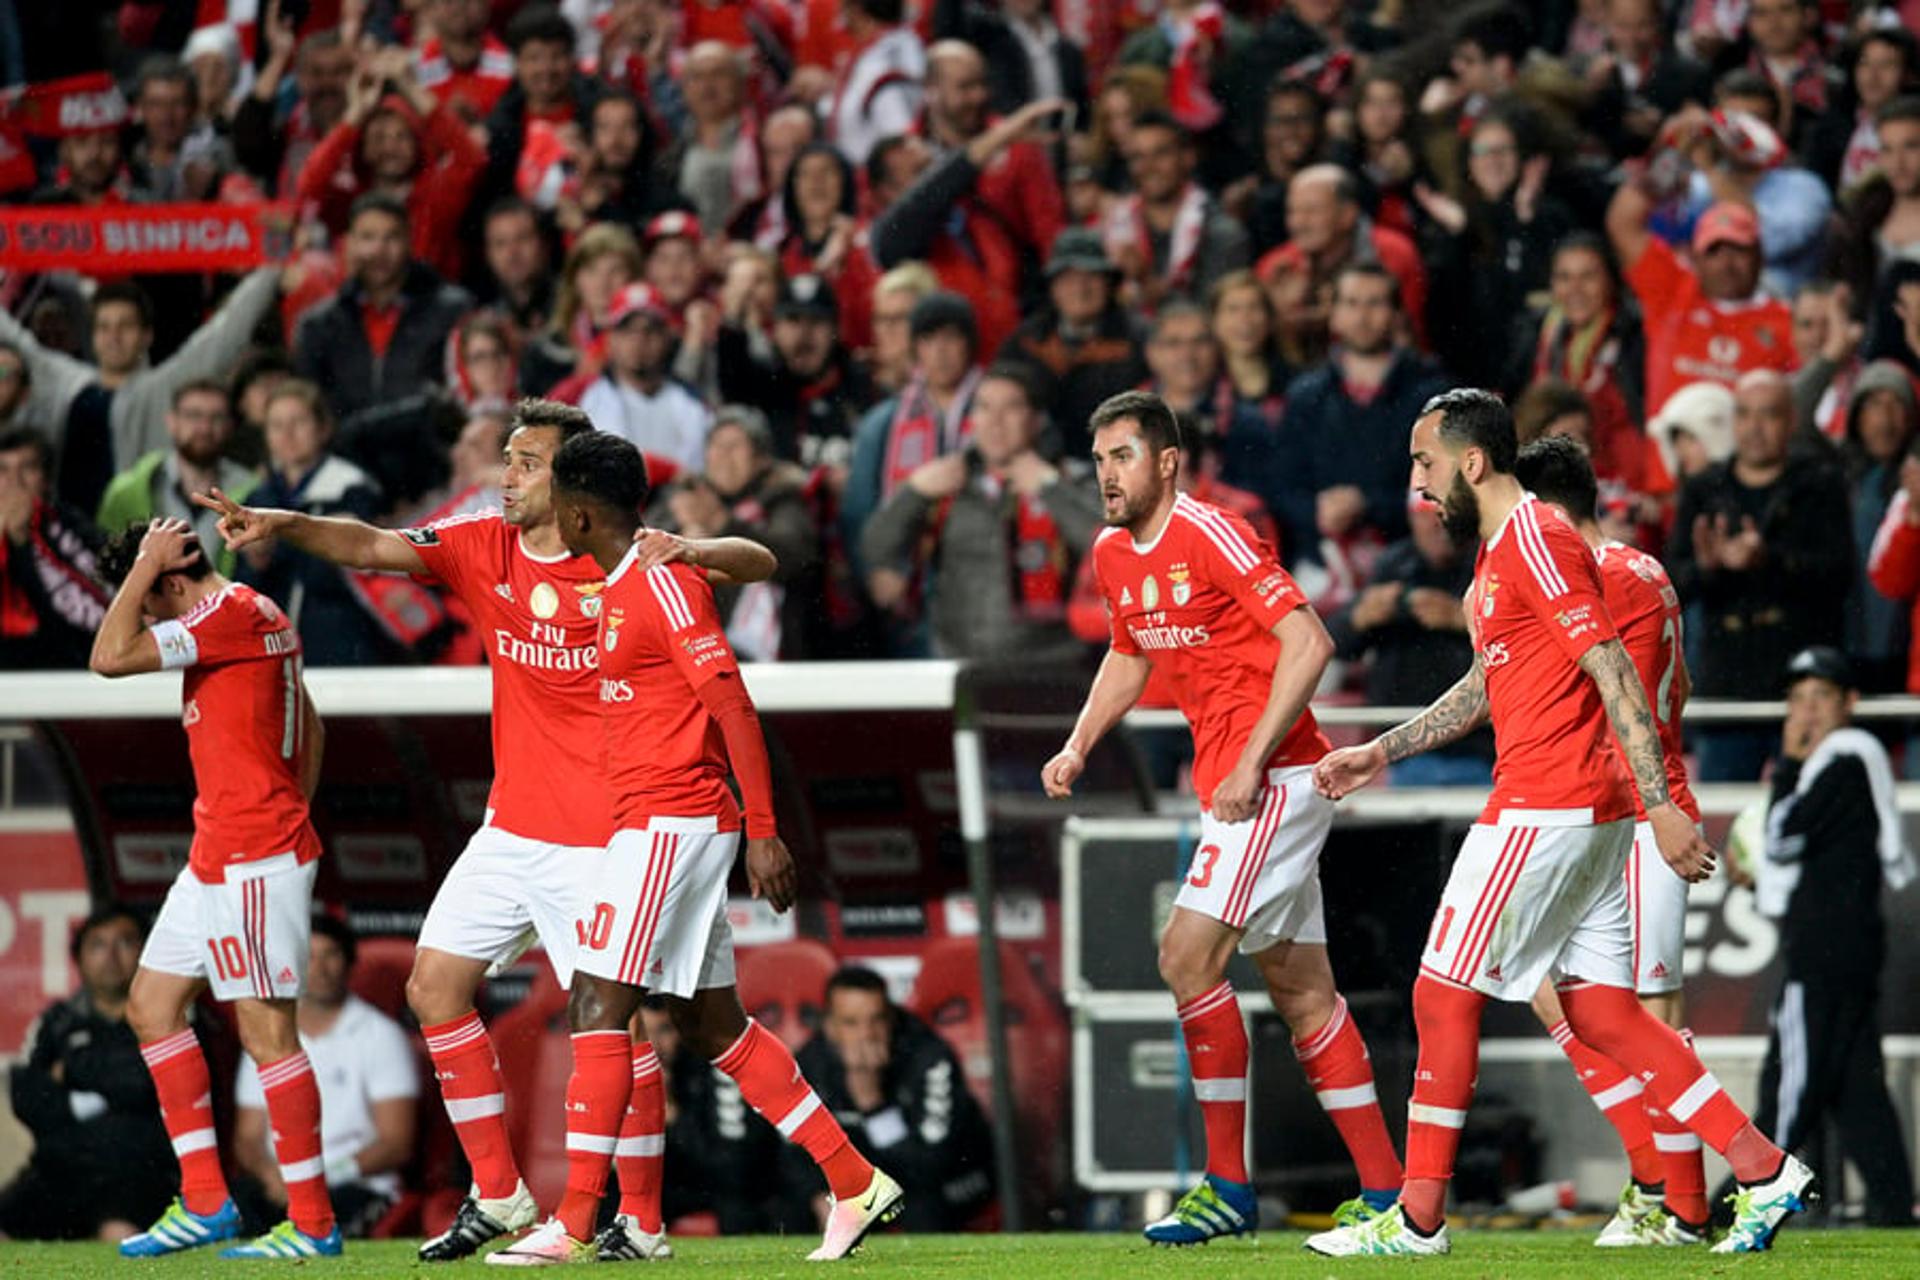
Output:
[{"xmin": 3, "ymin": 1232, "xmax": 1916, "ymax": 1278}]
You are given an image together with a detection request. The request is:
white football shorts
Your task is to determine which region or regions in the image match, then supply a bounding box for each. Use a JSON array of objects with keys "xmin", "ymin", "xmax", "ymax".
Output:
[
  {"xmin": 1176, "ymin": 765, "xmax": 1336, "ymax": 953},
  {"xmin": 417, "ymin": 824, "xmax": 602, "ymax": 987},
  {"xmin": 141, "ymin": 853, "xmax": 318, "ymax": 1002},
  {"xmin": 573, "ymin": 818, "xmax": 738, "ymax": 998}
]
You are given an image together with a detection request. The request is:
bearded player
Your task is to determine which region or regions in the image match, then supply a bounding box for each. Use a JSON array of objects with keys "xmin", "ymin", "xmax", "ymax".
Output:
[
  {"xmin": 90, "ymin": 519, "xmax": 339, "ymax": 1260},
  {"xmin": 1513, "ymin": 436, "xmax": 1710, "ymax": 1247},
  {"xmin": 195, "ymin": 399, "xmax": 777, "ymax": 1261},
  {"xmin": 1042, "ymin": 391, "xmax": 1404, "ymax": 1245},
  {"xmin": 1307, "ymin": 390, "xmax": 1811, "ymax": 1257},
  {"xmin": 487, "ymin": 432, "xmax": 902, "ymax": 1264}
]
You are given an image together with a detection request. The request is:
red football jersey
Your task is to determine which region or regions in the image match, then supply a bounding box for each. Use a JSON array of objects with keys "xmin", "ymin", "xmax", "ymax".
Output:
[
  {"xmin": 1092, "ymin": 493, "xmax": 1330, "ymax": 809},
  {"xmin": 1628, "ymin": 237, "xmax": 1796, "ymax": 420},
  {"xmin": 403, "ymin": 512, "xmax": 611, "ymax": 847},
  {"xmin": 1466, "ymin": 499, "xmax": 1634, "ymax": 824},
  {"xmin": 1596, "ymin": 541, "xmax": 1701, "ymax": 823},
  {"xmin": 151, "ymin": 584, "xmax": 320, "ymax": 882},
  {"xmin": 597, "ymin": 549, "xmax": 743, "ymax": 832}
]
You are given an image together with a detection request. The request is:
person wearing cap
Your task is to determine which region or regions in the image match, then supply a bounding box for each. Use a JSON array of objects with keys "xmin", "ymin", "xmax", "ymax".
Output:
[
  {"xmin": 640, "ymin": 211, "xmax": 709, "ymax": 323},
  {"xmin": 1666, "ymin": 370, "xmax": 1853, "ymax": 780},
  {"xmin": 841, "ymin": 291, "xmax": 984, "ymax": 643},
  {"xmin": 998, "ymin": 227, "xmax": 1148, "ymax": 459},
  {"xmin": 859, "ymin": 362, "xmax": 1100, "ymax": 661},
  {"xmin": 654, "ymin": 405, "xmax": 823, "ymax": 659},
  {"xmin": 1743, "ymin": 646, "xmax": 1917, "ymax": 1228},
  {"xmin": 579, "ymin": 282, "xmax": 712, "ymax": 473},
  {"xmin": 718, "ymin": 273, "xmax": 875, "ymax": 471},
  {"xmin": 1607, "ymin": 123, "xmax": 1797, "ymax": 428},
  {"xmin": 1648, "ymin": 379, "xmax": 1737, "ymax": 485}
]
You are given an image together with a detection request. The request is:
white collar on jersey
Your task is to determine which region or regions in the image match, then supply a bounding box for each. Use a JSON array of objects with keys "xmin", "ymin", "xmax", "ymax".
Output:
[
  {"xmin": 516, "ymin": 532, "xmax": 572, "ymax": 565},
  {"xmin": 1484, "ymin": 491, "xmax": 1538, "ymax": 552},
  {"xmin": 1130, "ymin": 494, "xmax": 1188, "ymax": 556},
  {"xmin": 605, "ymin": 542, "xmax": 643, "ymax": 587}
]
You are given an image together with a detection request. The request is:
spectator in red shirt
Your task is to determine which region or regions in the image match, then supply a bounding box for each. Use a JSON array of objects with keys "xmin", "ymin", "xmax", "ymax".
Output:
[
  {"xmin": 921, "ymin": 39, "xmax": 1066, "ymax": 269},
  {"xmin": 775, "ymin": 142, "xmax": 877, "ymax": 351},
  {"xmin": 481, "ymin": 5, "xmax": 610, "ymax": 217},
  {"xmin": 1609, "ymin": 175, "xmax": 1797, "ymax": 439},
  {"xmin": 413, "ymin": 0, "xmax": 515, "ymax": 124},
  {"xmin": 297, "ymin": 45, "xmax": 486, "ymax": 283},
  {"xmin": 292, "ymin": 193, "xmax": 474, "ymax": 424}
]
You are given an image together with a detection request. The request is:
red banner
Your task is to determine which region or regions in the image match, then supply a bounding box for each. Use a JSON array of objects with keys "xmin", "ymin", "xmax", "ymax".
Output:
[
  {"xmin": 2, "ymin": 72, "xmax": 129, "ymax": 137},
  {"xmin": 0, "ymin": 202, "xmax": 295, "ymax": 273}
]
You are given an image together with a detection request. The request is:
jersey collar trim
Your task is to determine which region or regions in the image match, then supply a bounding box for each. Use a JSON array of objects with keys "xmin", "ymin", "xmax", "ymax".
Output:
[
  {"xmin": 1131, "ymin": 495, "xmax": 1183, "ymax": 555},
  {"xmin": 1484, "ymin": 492, "xmax": 1536, "ymax": 552},
  {"xmin": 516, "ymin": 533, "xmax": 572, "ymax": 565},
  {"xmin": 606, "ymin": 543, "xmax": 643, "ymax": 587}
]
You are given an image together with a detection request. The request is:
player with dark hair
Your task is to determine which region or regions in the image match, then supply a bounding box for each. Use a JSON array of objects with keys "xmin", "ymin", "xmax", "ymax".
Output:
[
  {"xmin": 196, "ymin": 399, "xmax": 778, "ymax": 1261},
  {"xmin": 89, "ymin": 518, "xmax": 339, "ymax": 1259},
  {"xmin": 488, "ymin": 432, "xmax": 902, "ymax": 1264},
  {"xmin": 1513, "ymin": 435, "xmax": 1710, "ymax": 1246},
  {"xmin": 1308, "ymin": 389, "xmax": 1810, "ymax": 1256},
  {"xmin": 1045, "ymin": 389, "xmax": 1406, "ymax": 1244}
]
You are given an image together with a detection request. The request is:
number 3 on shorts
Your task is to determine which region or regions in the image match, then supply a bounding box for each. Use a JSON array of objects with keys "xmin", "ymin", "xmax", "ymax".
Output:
[
  {"xmin": 578, "ymin": 902, "xmax": 615, "ymax": 951},
  {"xmin": 1188, "ymin": 843, "xmax": 1222, "ymax": 889}
]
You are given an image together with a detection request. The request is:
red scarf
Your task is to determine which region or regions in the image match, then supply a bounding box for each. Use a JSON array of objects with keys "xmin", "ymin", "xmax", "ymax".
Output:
[
  {"xmin": 1102, "ymin": 182, "xmax": 1208, "ymax": 294},
  {"xmin": 1008, "ymin": 486, "xmax": 1067, "ymax": 619},
  {"xmin": 1167, "ymin": 4, "xmax": 1225, "ymax": 132},
  {"xmin": 882, "ymin": 369, "xmax": 981, "ymax": 497}
]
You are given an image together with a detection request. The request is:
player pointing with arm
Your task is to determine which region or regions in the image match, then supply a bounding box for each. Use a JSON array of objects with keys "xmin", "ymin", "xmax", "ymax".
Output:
[
  {"xmin": 1044, "ymin": 391, "xmax": 1406, "ymax": 1245},
  {"xmin": 485, "ymin": 433, "xmax": 902, "ymax": 1266},
  {"xmin": 192, "ymin": 399, "xmax": 781, "ymax": 1261},
  {"xmin": 1305, "ymin": 390, "xmax": 1811, "ymax": 1258},
  {"xmin": 89, "ymin": 519, "xmax": 340, "ymax": 1260}
]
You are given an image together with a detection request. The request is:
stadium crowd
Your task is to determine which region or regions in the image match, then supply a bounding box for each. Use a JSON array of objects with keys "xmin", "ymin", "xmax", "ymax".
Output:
[{"xmin": 0, "ymin": 0, "xmax": 1917, "ymax": 786}]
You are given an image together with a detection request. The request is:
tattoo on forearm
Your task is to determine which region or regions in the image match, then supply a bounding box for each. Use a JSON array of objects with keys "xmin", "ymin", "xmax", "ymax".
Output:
[
  {"xmin": 1378, "ymin": 660, "xmax": 1489, "ymax": 763},
  {"xmin": 1585, "ymin": 640, "xmax": 1671, "ymax": 809}
]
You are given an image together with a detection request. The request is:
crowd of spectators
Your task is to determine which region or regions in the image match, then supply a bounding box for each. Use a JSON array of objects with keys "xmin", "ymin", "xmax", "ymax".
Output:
[{"xmin": 1, "ymin": 0, "xmax": 1919, "ymax": 780}]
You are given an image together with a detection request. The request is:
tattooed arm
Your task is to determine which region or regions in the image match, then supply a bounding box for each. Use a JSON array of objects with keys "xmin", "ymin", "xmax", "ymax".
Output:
[
  {"xmin": 1313, "ymin": 657, "xmax": 1487, "ymax": 799},
  {"xmin": 1577, "ymin": 638, "xmax": 1715, "ymax": 881},
  {"xmin": 1378, "ymin": 657, "xmax": 1489, "ymax": 763}
]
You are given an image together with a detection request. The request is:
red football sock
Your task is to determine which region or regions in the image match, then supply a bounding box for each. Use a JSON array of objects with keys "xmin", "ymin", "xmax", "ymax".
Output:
[
  {"xmin": 558, "ymin": 1030, "xmax": 630, "ymax": 1241},
  {"xmin": 713, "ymin": 1018, "xmax": 872, "ymax": 1200},
  {"xmin": 1557, "ymin": 983, "xmax": 1782, "ymax": 1181},
  {"xmin": 1547, "ymin": 1018, "xmax": 1663, "ymax": 1186},
  {"xmin": 1177, "ymin": 982, "xmax": 1250, "ymax": 1185},
  {"xmin": 617, "ymin": 1043, "xmax": 666, "ymax": 1232},
  {"xmin": 1644, "ymin": 1096, "xmax": 1708, "ymax": 1222},
  {"xmin": 140, "ymin": 1030, "xmax": 230, "ymax": 1215},
  {"xmin": 1294, "ymin": 995, "xmax": 1403, "ymax": 1192},
  {"xmin": 258, "ymin": 1052, "xmax": 334, "ymax": 1239},
  {"xmin": 422, "ymin": 1011, "xmax": 521, "ymax": 1200},
  {"xmin": 1402, "ymin": 974, "xmax": 1486, "ymax": 1232}
]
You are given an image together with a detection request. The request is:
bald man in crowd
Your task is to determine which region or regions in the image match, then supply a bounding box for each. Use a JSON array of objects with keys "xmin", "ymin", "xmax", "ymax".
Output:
[
  {"xmin": 677, "ymin": 41, "xmax": 754, "ymax": 233},
  {"xmin": 920, "ymin": 39, "xmax": 1065, "ymax": 264},
  {"xmin": 1666, "ymin": 370, "xmax": 1854, "ymax": 780}
]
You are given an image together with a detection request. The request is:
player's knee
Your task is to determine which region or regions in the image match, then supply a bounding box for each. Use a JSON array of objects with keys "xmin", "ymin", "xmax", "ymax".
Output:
[
  {"xmin": 125, "ymin": 979, "xmax": 179, "ymax": 1043},
  {"xmin": 1529, "ymin": 986, "xmax": 1562, "ymax": 1029},
  {"xmin": 1156, "ymin": 935, "xmax": 1223, "ymax": 1002},
  {"xmin": 1268, "ymin": 980, "xmax": 1334, "ymax": 1037},
  {"xmin": 405, "ymin": 964, "xmax": 464, "ymax": 1025},
  {"xmin": 566, "ymin": 980, "xmax": 616, "ymax": 1032}
]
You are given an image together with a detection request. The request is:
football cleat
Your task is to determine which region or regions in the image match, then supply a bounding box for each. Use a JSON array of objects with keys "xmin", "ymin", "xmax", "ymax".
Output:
[
  {"xmin": 1712, "ymin": 1154, "xmax": 1815, "ymax": 1253},
  {"xmin": 594, "ymin": 1214, "xmax": 674, "ymax": 1262},
  {"xmin": 806, "ymin": 1168, "xmax": 905, "ymax": 1261},
  {"xmin": 218, "ymin": 1220, "xmax": 344, "ymax": 1259},
  {"xmin": 1305, "ymin": 1202, "xmax": 1451, "ymax": 1257},
  {"xmin": 1143, "ymin": 1175, "xmax": 1257, "ymax": 1246},
  {"xmin": 420, "ymin": 1181, "xmax": 540, "ymax": 1262},
  {"xmin": 1332, "ymin": 1188, "xmax": 1402, "ymax": 1229},
  {"xmin": 1594, "ymin": 1180, "xmax": 1664, "ymax": 1247},
  {"xmin": 119, "ymin": 1197, "xmax": 242, "ymax": 1256},
  {"xmin": 483, "ymin": 1217, "xmax": 595, "ymax": 1266}
]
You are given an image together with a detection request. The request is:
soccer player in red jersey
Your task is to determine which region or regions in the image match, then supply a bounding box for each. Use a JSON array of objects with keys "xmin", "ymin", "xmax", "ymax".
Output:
[
  {"xmin": 487, "ymin": 433, "xmax": 901, "ymax": 1265},
  {"xmin": 1515, "ymin": 436, "xmax": 1711, "ymax": 1246},
  {"xmin": 1042, "ymin": 391, "xmax": 1405, "ymax": 1244},
  {"xmin": 196, "ymin": 399, "xmax": 777, "ymax": 1261},
  {"xmin": 1308, "ymin": 390, "xmax": 1811, "ymax": 1257},
  {"xmin": 89, "ymin": 518, "xmax": 340, "ymax": 1260}
]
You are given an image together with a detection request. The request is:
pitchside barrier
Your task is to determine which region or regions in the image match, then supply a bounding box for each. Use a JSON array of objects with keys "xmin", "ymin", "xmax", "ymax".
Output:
[{"xmin": 0, "ymin": 667, "xmax": 1916, "ymax": 1223}]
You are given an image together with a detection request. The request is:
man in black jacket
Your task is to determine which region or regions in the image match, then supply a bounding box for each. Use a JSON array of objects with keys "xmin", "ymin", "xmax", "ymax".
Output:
[
  {"xmin": 0, "ymin": 906, "xmax": 177, "ymax": 1241},
  {"xmin": 1665, "ymin": 371, "xmax": 1853, "ymax": 780},
  {"xmin": 1748, "ymin": 648, "xmax": 1916, "ymax": 1227},
  {"xmin": 792, "ymin": 969, "xmax": 993, "ymax": 1232},
  {"xmin": 293, "ymin": 193, "xmax": 473, "ymax": 424}
]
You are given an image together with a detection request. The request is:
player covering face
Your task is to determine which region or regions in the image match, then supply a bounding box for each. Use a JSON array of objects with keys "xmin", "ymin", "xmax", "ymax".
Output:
[
  {"xmin": 483, "ymin": 432, "xmax": 902, "ymax": 1266},
  {"xmin": 1046, "ymin": 391, "xmax": 1406, "ymax": 1245},
  {"xmin": 195, "ymin": 399, "xmax": 779, "ymax": 1262},
  {"xmin": 90, "ymin": 519, "xmax": 340, "ymax": 1260},
  {"xmin": 1305, "ymin": 390, "xmax": 1811, "ymax": 1258}
]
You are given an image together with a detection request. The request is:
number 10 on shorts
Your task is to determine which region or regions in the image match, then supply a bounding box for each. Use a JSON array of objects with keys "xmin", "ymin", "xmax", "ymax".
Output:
[{"xmin": 579, "ymin": 903, "xmax": 615, "ymax": 951}]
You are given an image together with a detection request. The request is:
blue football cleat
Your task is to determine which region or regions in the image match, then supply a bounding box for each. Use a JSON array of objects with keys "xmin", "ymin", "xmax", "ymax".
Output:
[
  {"xmin": 219, "ymin": 1219, "xmax": 345, "ymax": 1259},
  {"xmin": 119, "ymin": 1197, "xmax": 242, "ymax": 1256},
  {"xmin": 1143, "ymin": 1174, "xmax": 1258, "ymax": 1246}
]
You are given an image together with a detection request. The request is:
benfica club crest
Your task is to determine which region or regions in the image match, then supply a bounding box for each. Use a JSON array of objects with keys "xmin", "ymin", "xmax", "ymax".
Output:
[{"xmin": 1169, "ymin": 564, "xmax": 1191, "ymax": 606}]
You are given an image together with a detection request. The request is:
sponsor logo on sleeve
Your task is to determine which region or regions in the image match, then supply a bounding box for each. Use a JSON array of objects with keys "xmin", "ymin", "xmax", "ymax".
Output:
[{"xmin": 401, "ymin": 527, "xmax": 440, "ymax": 547}]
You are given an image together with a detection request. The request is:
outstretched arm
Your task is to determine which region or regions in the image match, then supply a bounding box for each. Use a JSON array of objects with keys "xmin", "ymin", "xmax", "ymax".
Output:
[
  {"xmin": 1042, "ymin": 649, "xmax": 1153, "ymax": 798},
  {"xmin": 193, "ymin": 488, "xmax": 427, "ymax": 575},
  {"xmin": 1578, "ymin": 638, "xmax": 1715, "ymax": 881},
  {"xmin": 1313, "ymin": 657, "xmax": 1486, "ymax": 799}
]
